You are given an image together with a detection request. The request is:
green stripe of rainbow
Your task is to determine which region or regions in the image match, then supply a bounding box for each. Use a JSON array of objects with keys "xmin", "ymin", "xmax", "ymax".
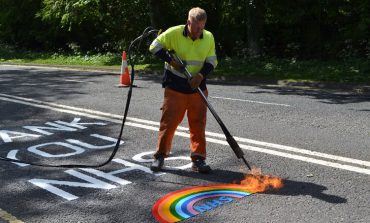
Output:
[{"xmin": 152, "ymin": 184, "xmax": 254, "ymax": 223}]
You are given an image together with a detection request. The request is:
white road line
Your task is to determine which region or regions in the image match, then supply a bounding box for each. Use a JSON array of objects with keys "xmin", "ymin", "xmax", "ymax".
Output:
[
  {"xmin": 63, "ymin": 79, "xmax": 90, "ymax": 83},
  {"xmin": 0, "ymin": 78, "xmax": 12, "ymax": 82},
  {"xmin": 0, "ymin": 93, "xmax": 369, "ymax": 175},
  {"xmin": 211, "ymin": 96, "xmax": 291, "ymax": 107},
  {"xmin": 19, "ymin": 83, "xmax": 39, "ymax": 86},
  {"xmin": 205, "ymin": 131, "xmax": 370, "ymax": 168},
  {"xmin": 0, "ymin": 93, "xmax": 190, "ymax": 131},
  {"xmin": 2, "ymin": 93, "xmax": 368, "ymax": 167},
  {"xmin": 204, "ymin": 137, "xmax": 370, "ymax": 175}
]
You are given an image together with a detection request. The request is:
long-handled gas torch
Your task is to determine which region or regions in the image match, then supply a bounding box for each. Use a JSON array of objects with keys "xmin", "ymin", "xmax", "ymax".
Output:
[{"xmin": 170, "ymin": 52, "xmax": 252, "ymax": 170}]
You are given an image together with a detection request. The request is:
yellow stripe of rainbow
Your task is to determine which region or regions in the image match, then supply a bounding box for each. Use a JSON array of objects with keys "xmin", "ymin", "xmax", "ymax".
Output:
[{"xmin": 152, "ymin": 184, "xmax": 254, "ymax": 223}]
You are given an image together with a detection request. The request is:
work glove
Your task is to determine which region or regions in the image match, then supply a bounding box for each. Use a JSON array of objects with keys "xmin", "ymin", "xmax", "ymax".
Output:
[
  {"xmin": 189, "ymin": 73, "xmax": 204, "ymax": 89},
  {"xmin": 169, "ymin": 59, "xmax": 185, "ymax": 73}
]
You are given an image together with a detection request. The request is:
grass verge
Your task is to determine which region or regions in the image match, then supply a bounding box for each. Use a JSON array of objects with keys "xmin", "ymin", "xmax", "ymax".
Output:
[{"xmin": 0, "ymin": 46, "xmax": 369, "ymax": 84}]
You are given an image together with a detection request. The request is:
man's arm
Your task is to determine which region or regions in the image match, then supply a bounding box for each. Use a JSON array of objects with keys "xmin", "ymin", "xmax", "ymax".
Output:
[
  {"xmin": 155, "ymin": 49, "xmax": 184, "ymax": 72},
  {"xmin": 199, "ymin": 62, "xmax": 214, "ymax": 78},
  {"xmin": 154, "ymin": 48, "xmax": 172, "ymax": 63}
]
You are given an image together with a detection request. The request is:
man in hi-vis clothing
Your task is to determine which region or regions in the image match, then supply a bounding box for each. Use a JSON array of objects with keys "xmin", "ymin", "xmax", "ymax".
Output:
[{"xmin": 149, "ymin": 7, "xmax": 217, "ymax": 173}]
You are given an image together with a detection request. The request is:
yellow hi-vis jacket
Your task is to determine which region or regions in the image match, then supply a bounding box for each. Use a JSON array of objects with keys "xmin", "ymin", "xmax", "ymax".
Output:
[{"xmin": 149, "ymin": 25, "xmax": 218, "ymax": 79}]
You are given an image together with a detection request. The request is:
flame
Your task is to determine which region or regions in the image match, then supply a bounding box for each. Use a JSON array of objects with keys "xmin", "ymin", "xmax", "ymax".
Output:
[{"xmin": 240, "ymin": 166, "xmax": 284, "ymax": 193}]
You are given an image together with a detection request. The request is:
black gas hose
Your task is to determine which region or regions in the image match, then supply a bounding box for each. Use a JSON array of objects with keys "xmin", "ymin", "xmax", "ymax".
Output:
[{"xmin": 0, "ymin": 27, "xmax": 159, "ymax": 168}]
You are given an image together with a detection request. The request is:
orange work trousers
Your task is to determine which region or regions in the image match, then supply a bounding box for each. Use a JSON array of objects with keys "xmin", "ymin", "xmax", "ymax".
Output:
[{"xmin": 154, "ymin": 87, "xmax": 208, "ymax": 160}]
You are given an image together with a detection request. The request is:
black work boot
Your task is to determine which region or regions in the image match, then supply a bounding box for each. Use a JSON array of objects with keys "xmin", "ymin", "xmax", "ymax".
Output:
[
  {"xmin": 192, "ymin": 158, "xmax": 211, "ymax": 173},
  {"xmin": 150, "ymin": 155, "xmax": 164, "ymax": 172}
]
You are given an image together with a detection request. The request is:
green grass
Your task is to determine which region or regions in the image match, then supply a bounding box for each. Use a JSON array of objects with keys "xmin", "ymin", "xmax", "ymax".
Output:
[
  {"xmin": 0, "ymin": 46, "xmax": 120, "ymax": 67},
  {"xmin": 0, "ymin": 46, "xmax": 369, "ymax": 84}
]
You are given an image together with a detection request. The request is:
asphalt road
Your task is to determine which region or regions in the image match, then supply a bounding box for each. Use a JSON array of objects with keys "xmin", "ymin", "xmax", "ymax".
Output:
[{"xmin": 0, "ymin": 64, "xmax": 369, "ymax": 223}]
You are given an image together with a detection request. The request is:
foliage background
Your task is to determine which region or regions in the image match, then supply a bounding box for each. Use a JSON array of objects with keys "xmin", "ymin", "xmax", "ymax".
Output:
[{"xmin": 0, "ymin": 0, "xmax": 369, "ymax": 60}]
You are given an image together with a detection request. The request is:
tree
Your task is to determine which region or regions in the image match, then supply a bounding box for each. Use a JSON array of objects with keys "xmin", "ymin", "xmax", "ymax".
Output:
[
  {"xmin": 0, "ymin": 0, "xmax": 368, "ymax": 58},
  {"xmin": 0, "ymin": 0, "xmax": 44, "ymax": 48},
  {"xmin": 246, "ymin": 0, "xmax": 264, "ymax": 57},
  {"xmin": 149, "ymin": 0, "xmax": 165, "ymax": 29}
]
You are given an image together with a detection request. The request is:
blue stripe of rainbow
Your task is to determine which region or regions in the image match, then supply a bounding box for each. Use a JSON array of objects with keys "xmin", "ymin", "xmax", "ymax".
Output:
[{"xmin": 152, "ymin": 184, "xmax": 254, "ymax": 223}]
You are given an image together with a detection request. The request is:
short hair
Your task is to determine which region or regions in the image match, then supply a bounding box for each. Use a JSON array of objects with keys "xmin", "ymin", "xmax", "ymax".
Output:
[{"xmin": 188, "ymin": 7, "xmax": 207, "ymax": 22}]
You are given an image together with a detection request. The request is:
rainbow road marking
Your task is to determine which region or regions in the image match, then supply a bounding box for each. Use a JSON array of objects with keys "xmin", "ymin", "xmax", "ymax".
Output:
[{"xmin": 152, "ymin": 184, "xmax": 254, "ymax": 223}]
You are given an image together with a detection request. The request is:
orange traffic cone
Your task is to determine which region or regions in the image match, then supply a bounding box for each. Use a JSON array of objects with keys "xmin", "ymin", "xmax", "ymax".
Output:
[{"xmin": 118, "ymin": 51, "xmax": 131, "ymax": 87}]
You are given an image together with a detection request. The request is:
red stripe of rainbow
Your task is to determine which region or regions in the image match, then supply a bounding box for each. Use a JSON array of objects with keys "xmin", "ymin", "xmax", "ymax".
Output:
[{"xmin": 152, "ymin": 184, "xmax": 254, "ymax": 223}]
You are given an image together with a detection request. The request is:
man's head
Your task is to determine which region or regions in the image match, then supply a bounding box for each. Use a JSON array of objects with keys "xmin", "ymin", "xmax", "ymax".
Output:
[{"xmin": 187, "ymin": 7, "xmax": 207, "ymax": 40}]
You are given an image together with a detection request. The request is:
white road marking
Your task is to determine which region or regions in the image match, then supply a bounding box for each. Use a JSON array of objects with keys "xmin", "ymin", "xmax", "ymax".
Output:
[
  {"xmin": 205, "ymin": 131, "xmax": 370, "ymax": 167},
  {"xmin": 63, "ymin": 79, "xmax": 90, "ymax": 83},
  {"xmin": 0, "ymin": 93, "xmax": 190, "ymax": 131},
  {"xmin": 19, "ymin": 83, "xmax": 39, "ymax": 86},
  {"xmin": 0, "ymin": 93, "xmax": 369, "ymax": 175},
  {"xmin": 0, "ymin": 78, "xmax": 12, "ymax": 82},
  {"xmin": 211, "ymin": 96, "xmax": 292, "ymax": 107}
]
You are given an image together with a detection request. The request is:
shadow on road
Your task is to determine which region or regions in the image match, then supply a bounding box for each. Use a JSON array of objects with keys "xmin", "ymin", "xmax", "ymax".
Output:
[
  {"xmin": 266, "ymin": 179, "xmax": 347, "ymax": 204},
  {"xmin": 155, "ymin": 168, "xmax": 347, "ymax": 204},
  {"xmin": 247, "ymin": 85, "xmax": 370, "ymax": 105},
  {"xmin": 136, "ymin": 71, "xmax": 370, "ymax": 105}
]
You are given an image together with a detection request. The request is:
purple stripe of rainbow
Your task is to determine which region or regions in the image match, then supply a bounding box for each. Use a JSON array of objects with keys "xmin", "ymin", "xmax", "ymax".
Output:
[
  {"xmin": 174, "ymin": 190, "xmax": 250, "ymax": 218},
  {"xmin": 186, "ymin": 194, "xmax": 243, "ymax": 215}
]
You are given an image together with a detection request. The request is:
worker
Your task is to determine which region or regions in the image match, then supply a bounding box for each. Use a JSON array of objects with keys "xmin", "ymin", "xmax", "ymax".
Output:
[{"xmin": 148, "ymin": 7, "xmax": 218, "ymax": 173}]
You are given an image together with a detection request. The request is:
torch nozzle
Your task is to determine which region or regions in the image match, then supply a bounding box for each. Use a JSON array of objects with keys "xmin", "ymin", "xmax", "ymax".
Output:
[{"xmin": 242, "ymin": 156, "xmax": 252, "ymax": 170}]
